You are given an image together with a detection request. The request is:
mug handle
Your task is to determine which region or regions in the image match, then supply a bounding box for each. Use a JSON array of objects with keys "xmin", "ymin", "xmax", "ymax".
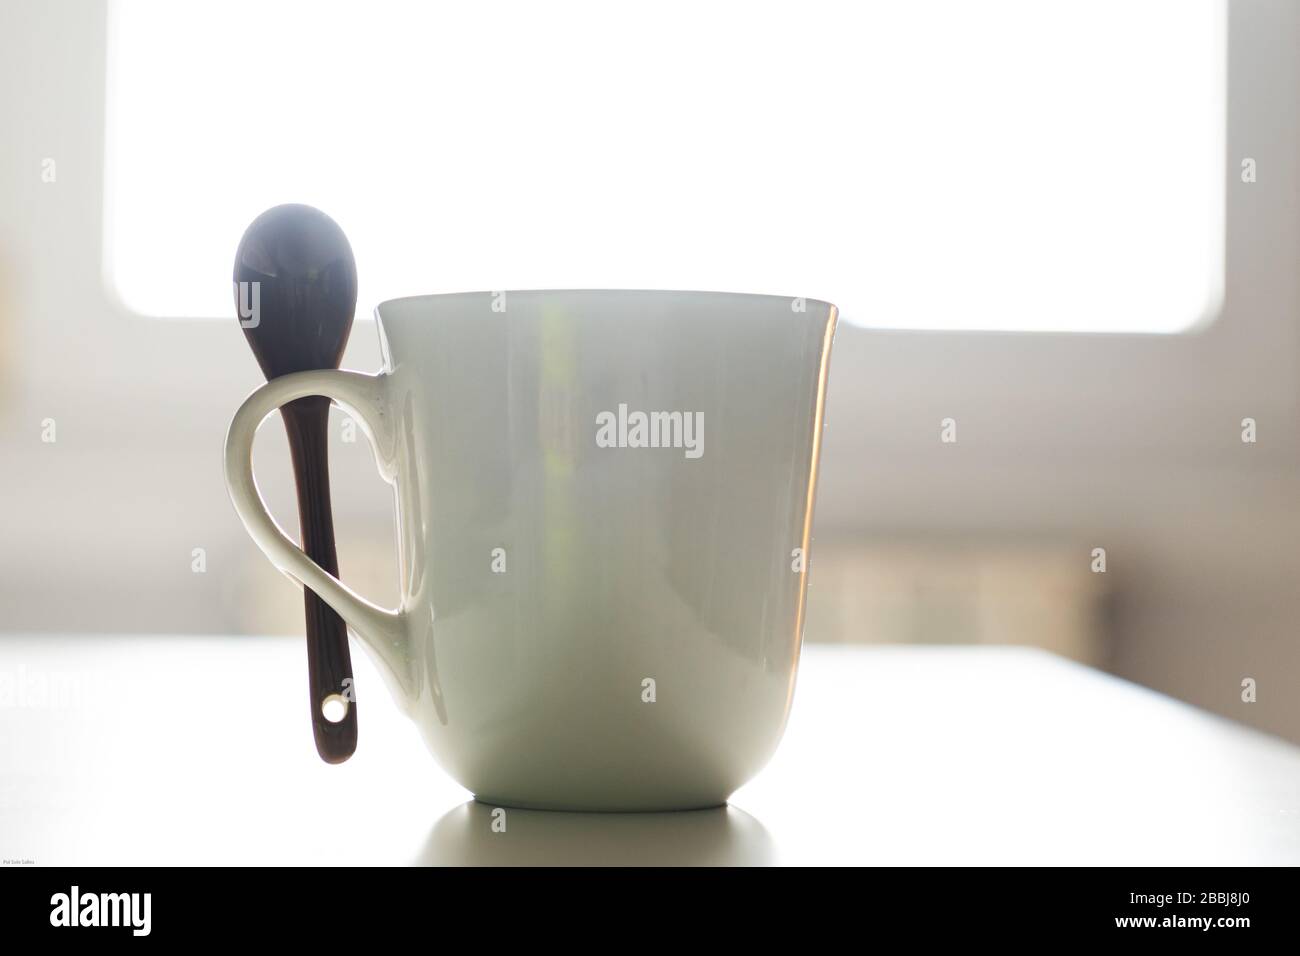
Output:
[{"xmin": 224, "ymin": 370, "xmax": 409, "ymax": 678}]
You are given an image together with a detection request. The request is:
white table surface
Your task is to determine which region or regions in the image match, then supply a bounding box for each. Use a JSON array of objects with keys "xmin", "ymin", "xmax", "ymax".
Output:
[{"xmin": 1, "ymin": 635, "xmax": 1296, "ymax": 866}]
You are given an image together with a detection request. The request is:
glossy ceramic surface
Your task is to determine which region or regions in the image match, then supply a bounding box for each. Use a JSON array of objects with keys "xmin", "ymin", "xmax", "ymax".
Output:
[{"xmin": 225, "ymin": 290, "xmax": 837, "ymax": 810}]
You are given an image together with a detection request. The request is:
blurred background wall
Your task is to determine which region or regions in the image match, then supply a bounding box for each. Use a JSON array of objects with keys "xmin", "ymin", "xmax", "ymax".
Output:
[{"xmin": 1, "ymin": 0, "xmax": 1297, "ymax": 744}]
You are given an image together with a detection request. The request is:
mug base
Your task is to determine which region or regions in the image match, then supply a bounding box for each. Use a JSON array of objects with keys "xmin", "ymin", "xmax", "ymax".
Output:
[{"xmin": 472, "ymin": 794, "xmax": 729, "ymax": 814}]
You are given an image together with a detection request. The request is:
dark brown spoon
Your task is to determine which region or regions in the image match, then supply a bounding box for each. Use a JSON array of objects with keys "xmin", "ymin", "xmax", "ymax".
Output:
[{"xmin": 233, "ymin": 204, "xmax": 359, "ymax": 763}]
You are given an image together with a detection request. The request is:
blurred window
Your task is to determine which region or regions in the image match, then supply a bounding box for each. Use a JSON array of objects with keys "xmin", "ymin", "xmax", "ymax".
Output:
[{"xmin": 105, "ymin": 0, "xmax": 1224, "ymax": 333}]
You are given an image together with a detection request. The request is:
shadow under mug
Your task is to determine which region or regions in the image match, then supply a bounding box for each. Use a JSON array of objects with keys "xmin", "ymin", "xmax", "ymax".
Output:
[
  {"xmin": 225, "ymin": 290, "xmax": 837, "ymax": 810},
  {"xmin": 418, "ymin": 801, "xmax": 775, "ymax": 866}
]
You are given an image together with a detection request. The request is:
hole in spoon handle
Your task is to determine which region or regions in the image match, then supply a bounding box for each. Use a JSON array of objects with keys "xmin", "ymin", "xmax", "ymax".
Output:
[{"xmin": 282, "ymin": 396, "xmax": 358, "ymax": 764}]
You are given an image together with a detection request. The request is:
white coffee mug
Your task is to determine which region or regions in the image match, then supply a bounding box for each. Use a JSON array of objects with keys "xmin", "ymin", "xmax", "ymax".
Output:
[{"xmin": 225, "ymin": 290, "xmax": 837, "ymax": 810}]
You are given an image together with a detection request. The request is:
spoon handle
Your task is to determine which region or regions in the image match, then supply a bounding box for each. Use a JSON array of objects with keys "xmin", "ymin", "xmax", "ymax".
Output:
[{"xmin": 281, "ymin": 395, "xmax": 358, "ymax": 763}]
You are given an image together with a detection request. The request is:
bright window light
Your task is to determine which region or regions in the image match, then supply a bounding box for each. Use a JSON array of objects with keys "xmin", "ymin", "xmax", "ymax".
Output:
[{"xmin": 104, "ymin": 0, "xmax": 1224, "ymax": 333}]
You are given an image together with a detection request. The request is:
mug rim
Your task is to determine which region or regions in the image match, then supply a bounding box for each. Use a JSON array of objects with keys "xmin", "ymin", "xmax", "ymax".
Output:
[{"xmin": 375, "ymin": 289, "xmax": 836, "ymax": 319}]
